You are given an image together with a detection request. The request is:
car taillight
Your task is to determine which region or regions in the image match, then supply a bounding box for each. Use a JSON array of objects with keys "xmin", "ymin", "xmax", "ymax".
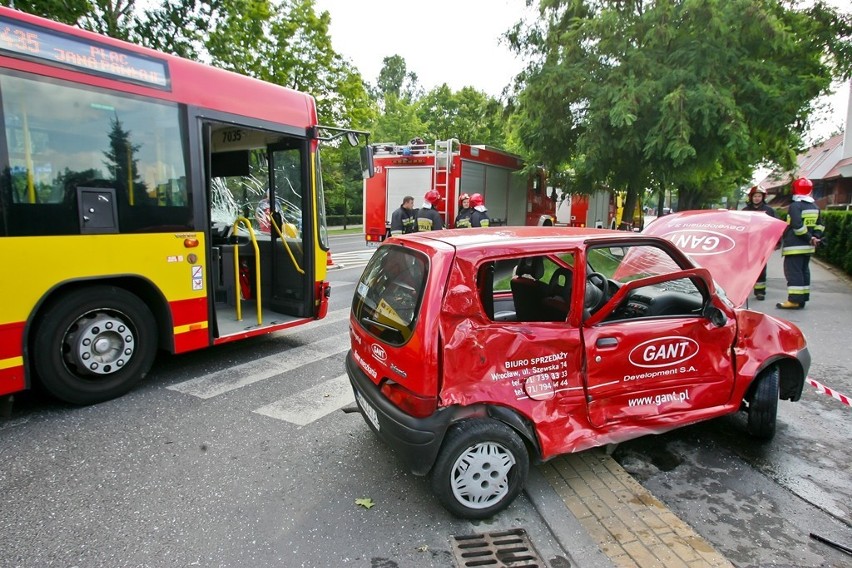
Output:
[{"xmin": 380, "ymin": 380, "xmax": 437, "ymax": 418}]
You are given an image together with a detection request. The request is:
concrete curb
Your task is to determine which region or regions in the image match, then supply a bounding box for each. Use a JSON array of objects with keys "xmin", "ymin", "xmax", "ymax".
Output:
[{"xmin": 525, "ymin": 464, "xmax": 615, "ymax": 568}]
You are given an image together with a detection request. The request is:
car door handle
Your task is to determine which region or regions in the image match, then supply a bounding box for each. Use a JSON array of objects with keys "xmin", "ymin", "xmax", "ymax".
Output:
[{"xmin": 596, "ymin": 337, "xmax": 618, "ymax": 348}]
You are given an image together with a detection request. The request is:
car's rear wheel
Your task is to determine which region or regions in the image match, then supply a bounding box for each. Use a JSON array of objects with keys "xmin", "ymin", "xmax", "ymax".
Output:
[
  {"xmin": 747, "ymin": 367, "xmax": 779, "ymax": 440},
  {"xmin": 430, "ymin": 419, "xmax": 528, "ymax": 519}
]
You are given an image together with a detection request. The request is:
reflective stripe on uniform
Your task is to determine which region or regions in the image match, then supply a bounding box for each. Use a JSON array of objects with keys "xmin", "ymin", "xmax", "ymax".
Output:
[{"xmin": 781, "ymin": 245, "xmax": 814, "ymax": 255}]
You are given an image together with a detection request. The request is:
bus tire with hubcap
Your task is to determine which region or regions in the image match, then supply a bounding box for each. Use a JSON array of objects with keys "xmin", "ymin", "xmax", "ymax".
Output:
[
  {"xmin": 33, "ymin": 286, "xmax": 157, "ymax": 405},
  {"xmin": 430, "ymin": 419, "xmax": 528, "ymax": 519}
]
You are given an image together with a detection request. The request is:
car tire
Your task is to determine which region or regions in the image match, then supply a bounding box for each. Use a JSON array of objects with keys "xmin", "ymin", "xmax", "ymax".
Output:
[
  {"xmin": 747, "ymin": 367, "xmax": 779, "ymax": 440},
  {"xmin": 33, "ymin": 286, "xmax": 158, "ymax": 405},
  {"xmin": 430, "ymin": 419, "xmax": 529, "ymax": 519}
]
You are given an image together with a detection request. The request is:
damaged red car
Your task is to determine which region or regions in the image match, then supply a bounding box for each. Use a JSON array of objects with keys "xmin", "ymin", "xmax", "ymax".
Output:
[{"xmin": 346, "ymin": 210, "xmax": 810, "ymax": 519}]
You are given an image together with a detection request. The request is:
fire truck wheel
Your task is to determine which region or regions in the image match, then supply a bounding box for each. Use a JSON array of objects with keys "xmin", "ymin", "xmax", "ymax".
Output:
[
  {"xmin": 33, "ymin": 286, "xmax": 157, "ymax": 405},
  {"xmin": 747, "ymin": 366, "xmax": 779, "ymax": 441},
  {"xmin": 430, "ymin": 419, "xmax": 528, "ymax": 519}
]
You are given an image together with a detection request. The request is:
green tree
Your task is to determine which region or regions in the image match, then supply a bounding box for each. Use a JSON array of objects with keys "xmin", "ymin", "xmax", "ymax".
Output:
[
  {"xmin": 373, "ymin": 54, "xmax": 420, "ymax": 103},
  {"xmin": 508, "ymin": 0, "xmax": 852, "ymax": 215},
  {"xmin": 103, "ymin": 114, "xmax": 148, "ymax": 202},
  {"xmin": 2, "ymin": 0, "xmax": 91, "ymax": 24},
  {"xmin": 130, "ymin": 0, "xmax": 214, "ymax": 59},
  {"xmin": 417, "ymin": 85, "xmax": 508, "ymax": 147}
]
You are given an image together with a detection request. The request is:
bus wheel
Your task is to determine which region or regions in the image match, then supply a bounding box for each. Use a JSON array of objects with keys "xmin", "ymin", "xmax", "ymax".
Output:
[{"xmin": 33, "ymin": 286, "xmax": 157, "ymax": 405}]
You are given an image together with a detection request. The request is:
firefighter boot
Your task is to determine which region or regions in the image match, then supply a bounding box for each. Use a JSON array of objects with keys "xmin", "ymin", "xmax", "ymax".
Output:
[{"xmin": 776, "ymin": 300, "xmax": 804, "ymax": 310}]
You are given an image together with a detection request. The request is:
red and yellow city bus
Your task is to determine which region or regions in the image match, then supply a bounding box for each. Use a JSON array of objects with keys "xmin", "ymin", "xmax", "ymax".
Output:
[{"xmin": 0, "ymin": 7, "xmax": 371, "ymax": 405}]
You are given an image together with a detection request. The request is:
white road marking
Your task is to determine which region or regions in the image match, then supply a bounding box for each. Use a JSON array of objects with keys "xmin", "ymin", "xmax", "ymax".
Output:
[
  {"xmin": 168, "ymin": 334, "xmax": 349, "ymax": 399},
  {"xmin": 328, "ymin": 249, "xmax": 376, "ymax": 269},
  {"xmin": 253, "ymin": 374, "xmax": 354, "ymax": 425}
]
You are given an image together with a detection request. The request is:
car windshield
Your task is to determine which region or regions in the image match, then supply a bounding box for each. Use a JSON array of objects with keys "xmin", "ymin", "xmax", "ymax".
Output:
[{"xmin": 352, "ymin": 246, "xmax": 427, "ymax": 345}]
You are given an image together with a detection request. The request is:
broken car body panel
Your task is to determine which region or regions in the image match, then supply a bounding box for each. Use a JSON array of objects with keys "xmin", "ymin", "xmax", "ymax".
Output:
[{"xmin": 346, "ymin": 211, "xmax": 809, "ymax": 515}]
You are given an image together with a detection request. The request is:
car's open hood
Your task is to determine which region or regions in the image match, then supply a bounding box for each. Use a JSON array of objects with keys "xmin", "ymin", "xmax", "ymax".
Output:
[{"xmin": 642, "ymin": 210, "xmax": 788, "ymax": 307}]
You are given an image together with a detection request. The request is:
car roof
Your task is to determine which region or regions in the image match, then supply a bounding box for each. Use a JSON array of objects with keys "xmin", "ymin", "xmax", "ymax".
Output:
[{"xmin": 395, "ymin": 226, "xmax": 630, "ymax": 253}]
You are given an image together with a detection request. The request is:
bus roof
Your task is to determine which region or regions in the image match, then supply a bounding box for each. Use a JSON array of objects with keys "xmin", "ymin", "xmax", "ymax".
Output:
[{"xmin": 0, "ymin": 7, "xmax": 317, "ymax": 130}]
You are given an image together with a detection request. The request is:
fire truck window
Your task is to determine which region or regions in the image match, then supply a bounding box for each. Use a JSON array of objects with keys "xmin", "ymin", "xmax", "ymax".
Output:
[{"xmin": 0, "ymin": 72, "xmax": 190, "ymax": 236}]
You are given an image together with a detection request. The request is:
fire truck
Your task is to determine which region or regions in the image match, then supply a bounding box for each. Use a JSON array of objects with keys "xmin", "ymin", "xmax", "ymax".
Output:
[
  {"xmin": 363, "ymin": 139, "xmax": 555, "ymax": 244},
  {"xmin": 556, "ymin": 190, "xmax": 643, "ymax": 230}
]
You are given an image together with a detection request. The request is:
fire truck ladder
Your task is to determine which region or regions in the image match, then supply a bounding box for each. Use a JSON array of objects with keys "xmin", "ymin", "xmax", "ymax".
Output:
[{"xmin": 434, "ymin": 139, "xmax": 456, "ymax": 216}]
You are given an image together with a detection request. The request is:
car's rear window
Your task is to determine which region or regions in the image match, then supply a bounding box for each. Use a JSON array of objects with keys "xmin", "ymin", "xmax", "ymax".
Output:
[{"xmin": 352, "ymin": 245, "xmax": 427, "ymax": 346}]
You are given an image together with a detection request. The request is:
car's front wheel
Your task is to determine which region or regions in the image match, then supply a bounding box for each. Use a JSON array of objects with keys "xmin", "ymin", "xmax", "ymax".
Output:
[
  {"xmin": 430, "ymin": 419, "xmax": 529, "ymax": 519},
  {"xmin": 747, "ymin": 367, "xmax": 779, "ymax": 440}
]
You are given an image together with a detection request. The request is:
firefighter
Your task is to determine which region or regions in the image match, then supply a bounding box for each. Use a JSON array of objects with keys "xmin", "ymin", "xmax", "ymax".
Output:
[
  {"xmin": 417, "ymin": 190, "xmax": 444, "ymax": 231},
  {"xmin": 454, "ymin": 193, "xmax": 473, "ymax": 228},
  {"xmin": 469, "ymin": 193, "xmax": 490, "ymax": 227},
  {"xmin": 777, "ymin": 177, "xmax": 824, "ymax": 310},
  {"xmin": 741, "ymin": 186, "xmax": 777, "ymax": 300},
  {"xmin": 389, "ymin": 195, "xmax": 417, "ymax": 236}
]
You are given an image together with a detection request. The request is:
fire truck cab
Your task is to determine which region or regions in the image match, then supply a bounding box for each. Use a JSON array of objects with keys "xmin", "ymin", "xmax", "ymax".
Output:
[{"xmin": 363, "ymin": 139, "xmax": 555, "ymax": 245}]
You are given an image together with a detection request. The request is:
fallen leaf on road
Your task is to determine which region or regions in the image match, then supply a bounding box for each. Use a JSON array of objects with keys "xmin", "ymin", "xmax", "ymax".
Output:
[{"xmin": 355, "ymin": 497, "xmax": 375, "ymax": 509}]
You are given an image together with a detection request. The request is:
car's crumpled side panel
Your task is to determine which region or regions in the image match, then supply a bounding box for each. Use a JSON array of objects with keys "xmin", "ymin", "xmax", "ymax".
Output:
[{"xmin": 734, "ymin": 309, "xmax": 809, "ymax": 399}]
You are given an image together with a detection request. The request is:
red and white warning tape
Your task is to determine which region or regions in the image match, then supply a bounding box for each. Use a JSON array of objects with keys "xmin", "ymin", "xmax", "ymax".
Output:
[{"xmin": 807, "ymin": 378, "xmax": 851, "ymax": 408}]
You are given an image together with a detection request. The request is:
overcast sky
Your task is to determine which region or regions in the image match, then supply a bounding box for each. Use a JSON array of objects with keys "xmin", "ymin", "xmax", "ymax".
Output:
[{"xmin": 313, "ymin": 0, "xmax": 849, "ymax": 142}]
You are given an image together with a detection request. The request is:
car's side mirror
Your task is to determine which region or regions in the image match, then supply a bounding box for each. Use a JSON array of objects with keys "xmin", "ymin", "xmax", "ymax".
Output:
[{"xmin": 704, "ymin": 304, "xmax": 727, "ymax": 327}]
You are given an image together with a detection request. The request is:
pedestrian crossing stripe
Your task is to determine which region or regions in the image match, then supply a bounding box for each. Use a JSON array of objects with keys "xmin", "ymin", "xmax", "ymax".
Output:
[
  {"xmin": 254, "ymin": 374, "xmax": 353, "ymax": 425},
  {"xmin": 167, "ymin": 308, "xmax": 350, "ymax": 399}
]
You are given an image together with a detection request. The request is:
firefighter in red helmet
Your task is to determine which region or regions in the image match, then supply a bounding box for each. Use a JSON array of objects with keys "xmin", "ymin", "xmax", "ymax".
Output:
[
  {"xmin": 777, "ymin": 177, "xmax": 824, "ymax": 309},
  {"xmin": 455, "ymin": 193, "xmax": 473, "ymax": 228},
  {"xmin": 741, "ymin": 186, "xmax": 777, "ymax": 300},
  {"xmin": 417, "ymin": 190, "xmax": 444, "ymax": 231},
  {"xmin": 469, "ymin": 193, "xmax": 490, "ymax": 227}
]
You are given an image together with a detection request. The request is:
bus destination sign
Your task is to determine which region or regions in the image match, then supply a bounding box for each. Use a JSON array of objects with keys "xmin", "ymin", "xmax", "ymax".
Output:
[{"xmin": 0, "ymin": 16, "xmax": 170, "ymax": 89}]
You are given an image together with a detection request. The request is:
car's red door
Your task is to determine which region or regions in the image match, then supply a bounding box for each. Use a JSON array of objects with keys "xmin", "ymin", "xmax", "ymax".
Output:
[
  {"xmin": 583, "ymin": 315, "xmax": 737, "ymax": 428},
  {"xmin": 578, "ymin": 249, "xmax": 739, "ymax": 430},
  {"xmin": 583, "ymin": 316, "xmax": 735, "ymax": 427}
]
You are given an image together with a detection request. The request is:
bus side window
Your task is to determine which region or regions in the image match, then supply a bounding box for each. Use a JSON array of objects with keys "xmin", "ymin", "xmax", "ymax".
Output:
[{"xmin": 0, "ymin": 72, "xmax": 190, "ymax": 236}]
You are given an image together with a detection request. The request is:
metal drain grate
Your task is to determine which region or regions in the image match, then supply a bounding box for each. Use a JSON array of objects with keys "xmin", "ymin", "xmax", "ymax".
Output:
[{"xmin": 450, "ymin": 528, "xmax": 546, "ymax": 567}]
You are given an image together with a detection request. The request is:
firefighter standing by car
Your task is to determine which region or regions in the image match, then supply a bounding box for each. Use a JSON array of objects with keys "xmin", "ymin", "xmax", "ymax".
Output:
[
  {"xmin": 389, "ymin": 195, "xmax": 417, "ymax": 236},
  {"xmin": 454, "ymin": 193, "xmax": 473, "ymax": 228},
  {"xmin": 417, "ymin": 190, "xmax": 444, "ymax": 231},
  {"xmin": 777, "ymin": 177, "xmax": 825, "ymax": 310},
  {"xmin": 742, "ymin": 186, "xmax": 777, "ymax": 300},
  {"xmin": 469, "ymin": 193, "xmax": 490, "ymax": 227}
]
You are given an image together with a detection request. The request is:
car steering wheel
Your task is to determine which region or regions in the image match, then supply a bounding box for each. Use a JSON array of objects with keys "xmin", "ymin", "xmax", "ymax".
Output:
[{"xmin": 585, "ymin": 272, "xmax": 609, "ymax": 313}]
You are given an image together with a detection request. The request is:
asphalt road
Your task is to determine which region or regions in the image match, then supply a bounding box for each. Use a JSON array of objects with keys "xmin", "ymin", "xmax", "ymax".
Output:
[
  {"xmin": 3, "ymin": 234, "xmax": 850, "ymax": 567},
  {"xmin": 612, "ymin": 249, "xmax": 852, "ymax": 567},
  {"xmin": 0, "ymin": 234, "xmax": 570, "ymax": 568}
]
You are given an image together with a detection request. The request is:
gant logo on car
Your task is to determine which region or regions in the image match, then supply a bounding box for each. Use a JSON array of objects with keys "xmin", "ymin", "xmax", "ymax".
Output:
[
  {"xmin": 371, "ymin": 344, "xmax": 387, "ymax": 362},
  {"xmin": 629, "ymin": 336, "xmax": 699, "ymax": 368},
  {"xmin": 662, "ymin": 229, "xmax": 735, "ymax": 256}
]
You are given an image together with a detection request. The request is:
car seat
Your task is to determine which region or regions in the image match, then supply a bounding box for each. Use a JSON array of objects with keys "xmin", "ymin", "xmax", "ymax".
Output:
[
  {"xmin": 510, "ymin": 257, "xmax": 546, "ymax": 321},
  {"xmin": 542, "ymin": 266, "xmax": 573, "ymax": 321}
]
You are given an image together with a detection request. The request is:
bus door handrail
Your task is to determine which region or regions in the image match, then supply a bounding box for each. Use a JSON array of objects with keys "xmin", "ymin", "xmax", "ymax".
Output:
[
  {"xmin": 269, "ymin": 217, "xmax": 306, "ymax": 275},
  {"xmin": 232, "ymin": 217, "xmax": 262, "ymax": 324}
]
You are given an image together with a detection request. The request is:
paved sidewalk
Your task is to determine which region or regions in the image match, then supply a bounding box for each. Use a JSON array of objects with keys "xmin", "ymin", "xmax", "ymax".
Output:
[{"xmin": 529, "ymin": 449, "xmax": 733, "ymax": 568}]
